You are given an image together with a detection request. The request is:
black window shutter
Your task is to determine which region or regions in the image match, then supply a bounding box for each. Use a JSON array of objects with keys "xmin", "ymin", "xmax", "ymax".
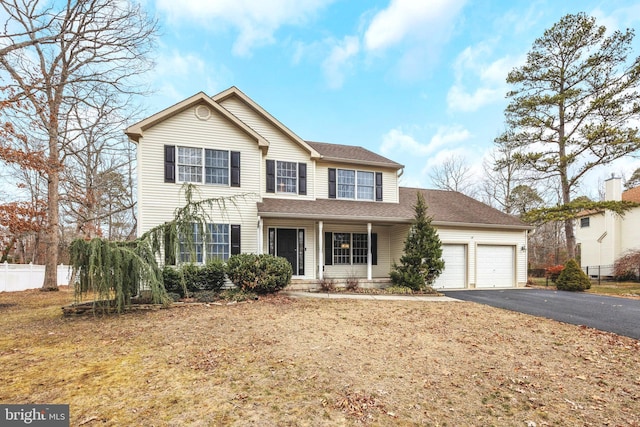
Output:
[
  {"xmin": 298, "ymin": 163, "xmax": 307, "ymax": 195},
  {"xmin": 164, "ymin": 145, "xmax": 175, "ymax": 183},
  {"xmin": 266, "ymin": 160, "xmax": 275, "ymax": 193},
  {"xmin": 328, "ymin": 168, "xmax": 336, "ymax": 199},
  {"xmin": 375, "ymin": 172, "xmax": 383, "ymax": 201},
  {"xmin": 164, "ymin": 232, "xmax": 176, "ymax": 265},
  {"xmin": 324, "ymin": 232, "xmax": 332, "ymax": 265},
  {"xmin": 231, "ymin": 225, "xmax": 241, "ymax": 255},
  {"xmin": 371, "ymin": 233, "xmax": 378, "ymax": 265},
  {"xmin": 231, "ymin": 151, "xmax": 241, "ymax": 187}
]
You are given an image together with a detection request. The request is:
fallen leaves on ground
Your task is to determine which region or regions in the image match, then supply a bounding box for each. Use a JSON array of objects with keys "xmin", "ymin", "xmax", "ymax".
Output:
[{"xmin": 0, "ymin": 289, "xmax": 639, "ymax": 426}]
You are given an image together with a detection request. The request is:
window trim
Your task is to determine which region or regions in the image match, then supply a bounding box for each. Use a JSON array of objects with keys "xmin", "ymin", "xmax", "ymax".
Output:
[
  {"xmin": 332, "ymin": 232, "xmax": 368, "ymax": 265},
  {"xmin": 178, "ymin": 222, "xmax": 233, "ymax": 264},
  {"xmin": 176, "ymin": 146, "xmax": 231, "ymax": 186},
  {"xmin": 275, "ymin": 160, "xmax": 298, "ymax": 194},
  {"xmin": 336, "ymin": 168, "xmax": 375, "ymax": 201}
]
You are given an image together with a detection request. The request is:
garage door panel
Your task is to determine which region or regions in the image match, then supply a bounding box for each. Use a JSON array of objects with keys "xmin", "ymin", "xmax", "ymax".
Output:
[
  {"xmin": 477, "ymin": 245, "xmax": 514, "ymax": 288},
  {"xmin": 433, "ymin": 244, "xmax": 466, "ymax": 289}
]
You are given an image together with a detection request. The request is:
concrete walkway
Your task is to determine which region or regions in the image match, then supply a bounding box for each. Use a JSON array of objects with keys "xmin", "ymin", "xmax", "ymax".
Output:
[{"xmin": 284, "ymin": 291, "xmax": 459, "ymax": 302}]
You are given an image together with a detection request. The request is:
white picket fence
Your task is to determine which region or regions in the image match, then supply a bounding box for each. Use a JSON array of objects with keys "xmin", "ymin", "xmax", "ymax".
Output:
[{"xmin": 0, "ymin": 262, "xmax": 71, "ymax": 292}]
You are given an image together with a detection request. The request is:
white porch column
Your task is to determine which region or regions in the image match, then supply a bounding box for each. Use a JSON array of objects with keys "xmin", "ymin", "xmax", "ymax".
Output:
[
  {"xmin": 318, "ymin": 221, "xmax": 324, "ymax": 280},
  {"xmin": 257, "ymin": 217, "xmax": 263, "ymax": 254},
  {"xmin": 367, "ymin": 222, "xmax": 372, "ymax": 280}
]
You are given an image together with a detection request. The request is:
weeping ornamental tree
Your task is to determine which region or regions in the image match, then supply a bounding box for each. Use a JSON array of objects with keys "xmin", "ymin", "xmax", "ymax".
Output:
[
  {"xmin": 70, "ymin": 185, "xmax": 244, "ymax": 313},
  {"xmin": 497, "ymin": 13, "xmax": 640, "ymax": 259},
  {"xmin": 390, "ymin": 192, "xmax": 444, "ymax": 292}
]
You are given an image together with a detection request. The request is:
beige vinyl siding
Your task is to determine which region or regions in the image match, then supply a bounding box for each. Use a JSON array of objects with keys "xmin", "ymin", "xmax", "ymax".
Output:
[
  {"xmin": 219, "ymin": 97, "xmax": 315, "ymax": 200},
  {"xmin": 315, "ymin": 162, "xmax": 399, "ymax": 203},
  {"xmin": 137, "ymin": 105, "xmax": 261, "ymax": 254},
  {"xmin": 388, "ymin": 225, "xmax": 527, "ymax": 287},
  {"xmin": 436, "ymin": 227, "xmax": 528, "ymax": 287},
  {"xmin": 261, "ymin": 219, "xmax": 316, "ymax": 279}
]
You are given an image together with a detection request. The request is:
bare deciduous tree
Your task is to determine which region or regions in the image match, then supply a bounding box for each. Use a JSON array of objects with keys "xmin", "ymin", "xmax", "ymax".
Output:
[
  {"xmin": 428, "ymin": 154, "xmax": 477, "ymax": 197},
  {"xmin": 0, "ymin": 0, "xmax": 156, "ymax": 290}
]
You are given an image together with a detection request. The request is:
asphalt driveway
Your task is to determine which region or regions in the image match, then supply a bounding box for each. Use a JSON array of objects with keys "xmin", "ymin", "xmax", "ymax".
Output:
[{"xmin": 443, "ymin": 289, "xmax": 640, "ymax": 340}]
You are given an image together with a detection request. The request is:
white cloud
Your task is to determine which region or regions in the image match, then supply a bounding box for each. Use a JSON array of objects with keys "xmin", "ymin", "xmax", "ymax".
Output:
[
  {"xmin": 380, "ymin": 126, "xmax": 471, "ymax": 157},
  {"xmin": 151, "ymin": 50, "xmax": 232, "ymax": 102},
  {"xmin": 446, "ymin": 43, "xmax": 523, "ymax": 112},
  {"xmin": 363, "ymin": 0, "xmax": 466, "ymax": 52},
  {"xmin": 155, "ymin": 0, "xmax": 333, "ymax": 56},
  {"xmin": 322, "ymin": 36, "xmax": 360, "ymax": 89}
]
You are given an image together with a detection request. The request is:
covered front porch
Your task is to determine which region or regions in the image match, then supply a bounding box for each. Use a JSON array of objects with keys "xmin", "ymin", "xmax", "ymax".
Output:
[{"xmin": 256, "ymin": 216, "xmax": 409, "ymax": 284}]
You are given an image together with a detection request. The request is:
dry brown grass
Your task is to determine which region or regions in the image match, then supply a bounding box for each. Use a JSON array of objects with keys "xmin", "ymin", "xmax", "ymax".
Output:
[{"xmin": 1, "ymin": 288, "xmax": 639, "ymax": 426}]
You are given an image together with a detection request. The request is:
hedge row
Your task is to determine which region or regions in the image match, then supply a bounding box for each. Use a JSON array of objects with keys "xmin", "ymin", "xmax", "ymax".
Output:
[{"xmin": 163, "ymin": 253, "xmax": 292, "ymax": 297}]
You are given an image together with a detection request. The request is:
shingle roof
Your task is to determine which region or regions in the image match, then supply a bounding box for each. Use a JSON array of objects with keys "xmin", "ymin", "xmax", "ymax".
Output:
[
  {"xmin": 306, "ymin": 141, "xmax": 403, "ymax": 169},
  {"xmin": 257, "ymin": 187, "xmax": 529, "ymax": 229},
  {"xmin": 623, "ymin": 186, "xmax": 640, "ymax": 203}
]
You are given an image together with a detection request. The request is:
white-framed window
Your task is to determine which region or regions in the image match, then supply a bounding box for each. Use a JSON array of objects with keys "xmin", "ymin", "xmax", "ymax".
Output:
[
  {"xmin": 357, "ymin": 172, "xmax": 374, "ymax": 200},
  {"xmin": 277, "ymin": 161, "xmax": 297, "ymax": 193},
  {"xmin": 206, "ymin": 224, "xmax": 230, "ymax": 261},
  {"xmin": 179, "ymin": 223, "xmax": 231, "ymax": 263},
  {"xmin": 205, "ymin": 149, "xmax": 229, "ymax": 185},
  {"xmin": 177, "ymin": 147, "xmax": 202, "ymax": 183},
  {"xmin": 177, "ymin": 146, "xmax": 229, "ymax": 185},
  {"xmin": 580, "ymin": 217, "xmax": 590, "ymax": 228},
  {"xmin": 333, "ymin": 232, "xmax": 351, "ymax": 265},
  {"xmin": 337, "ymin": 169, "xmax": 374, "ymax": 200},
  {"xmin": 352, "ymin": 233, "xmax": 368, "ymax": 264},
  {"xmin": 332, "ymin": 232, "xmax": 368, "ymax": 265}
]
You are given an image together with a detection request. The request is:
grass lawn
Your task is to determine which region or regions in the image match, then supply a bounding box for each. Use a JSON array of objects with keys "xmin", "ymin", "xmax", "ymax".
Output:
[
  {"xmin": 529, "ymin": 277, "xmax": 640, "ymax": 298},
  {"xmin": 1, "ymin": 288, "xmax": 639, "ymax": 426}
]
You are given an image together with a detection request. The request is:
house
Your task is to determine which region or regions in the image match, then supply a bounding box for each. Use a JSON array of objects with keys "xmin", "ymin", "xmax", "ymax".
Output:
[
  {"xmin": 576, "ymin": 176, "xmax": 640, "ymax": 275},
  {"xmin": 125, "ymin": 87, "xmax": 530, "ymax": 289}
]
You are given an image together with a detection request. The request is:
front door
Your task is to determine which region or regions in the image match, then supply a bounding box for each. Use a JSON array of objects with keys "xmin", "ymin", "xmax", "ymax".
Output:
[{"xmin": 277, "ymin": 228, "xmax": 298, "ymax": 274}]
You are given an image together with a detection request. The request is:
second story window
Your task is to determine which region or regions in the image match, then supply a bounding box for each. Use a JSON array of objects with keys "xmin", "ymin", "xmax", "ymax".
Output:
[
  {"xmin": 277, "ymin": 161, "xmax": 297, "ymax": 193},
  {"xmin": 168, "ymin": 145, "xmax": 239, "ymax": 187},
  {"xmin": 177, "ymin": 147, "xmax": 202, "ymax": 183},
  {"xmin": 580, "ymin": 217, "xmax": 590, "ymax": 228},
  {"xmin": 205, "ymin": 149, "xmax": 229, "ymax": 185},
  {"xmin": 337, "ymin": 169, "xmax": 374, "ymax": 200}
]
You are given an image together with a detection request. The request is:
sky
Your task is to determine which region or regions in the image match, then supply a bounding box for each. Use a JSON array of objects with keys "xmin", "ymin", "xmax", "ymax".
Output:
[{"xmin": 144, "ymin": 0, "xmax": 640, "ymax": 199}]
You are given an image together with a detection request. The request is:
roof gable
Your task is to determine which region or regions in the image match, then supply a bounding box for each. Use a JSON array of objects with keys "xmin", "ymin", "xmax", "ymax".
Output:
[
  {"xmin": 212, "ymin": 86, "xmax": 320, "ymax": 159},
  {"xmin": 124, "ymin": 92, "xmax": 268, "ymax": 149}
]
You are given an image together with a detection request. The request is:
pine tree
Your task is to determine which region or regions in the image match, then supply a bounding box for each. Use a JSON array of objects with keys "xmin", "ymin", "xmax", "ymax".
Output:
[{"xmin": 390, "ymin": 192, "xmax": 444, "ymax": 291}]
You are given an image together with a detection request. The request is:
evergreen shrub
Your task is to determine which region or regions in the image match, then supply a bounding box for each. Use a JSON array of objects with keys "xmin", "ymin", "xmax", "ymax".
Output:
[
  {"xmin": 226, "ymin": 253, "xmax": 292, "ymax": 294},
  {"xmin": 556, "ymin": 259, "xmax": 591, "ymax": 291}
]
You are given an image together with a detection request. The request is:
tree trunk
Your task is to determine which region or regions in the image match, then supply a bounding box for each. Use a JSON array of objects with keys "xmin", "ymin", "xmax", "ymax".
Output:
[{"xmin": 42, "ymin": 136, "xmax": 59, "ymax": 291}]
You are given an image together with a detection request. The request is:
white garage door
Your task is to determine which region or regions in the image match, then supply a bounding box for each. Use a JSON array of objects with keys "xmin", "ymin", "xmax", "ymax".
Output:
[
  {"xmin": 476, "ymin": 245, "xmax": 515, "ymax": 288},
  {"xmin": 433, "ymin": 244, "xmax": 466, "ymax": 289}
]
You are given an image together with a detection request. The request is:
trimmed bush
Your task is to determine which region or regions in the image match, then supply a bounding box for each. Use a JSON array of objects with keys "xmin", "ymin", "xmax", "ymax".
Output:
[
  {"xmin": 226, "ymin": 253, "xmax": 292, "ymax": 294},
  {"xmin": 556, "ymin": 259, "xmax": 591, "ymax": 291},
  {"xmin": 162, "ymin": 260, "xmax": 226, "ymax": 297},
  {"xmin": 163, "ymin": 265, "xmax": 184, "ymax": 296},
  {"xmin": 198, "ymin": 260, "xmax": 226, "ymax": 291}
]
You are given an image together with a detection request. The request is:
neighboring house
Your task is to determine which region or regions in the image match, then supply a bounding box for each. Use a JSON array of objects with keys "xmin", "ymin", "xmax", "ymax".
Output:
[
  {"xmin": 576, "ymin": 176, "xmax": 640, "ymax": 274},
  {"xmin": 125, "ymin": 87, "xmax": 530, "ymax": 289}
]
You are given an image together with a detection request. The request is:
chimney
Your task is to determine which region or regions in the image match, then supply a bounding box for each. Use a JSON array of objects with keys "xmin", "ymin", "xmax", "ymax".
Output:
[{"xmin": 605, "ymin": 175, "xmax": 622, "ymax": 201}]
